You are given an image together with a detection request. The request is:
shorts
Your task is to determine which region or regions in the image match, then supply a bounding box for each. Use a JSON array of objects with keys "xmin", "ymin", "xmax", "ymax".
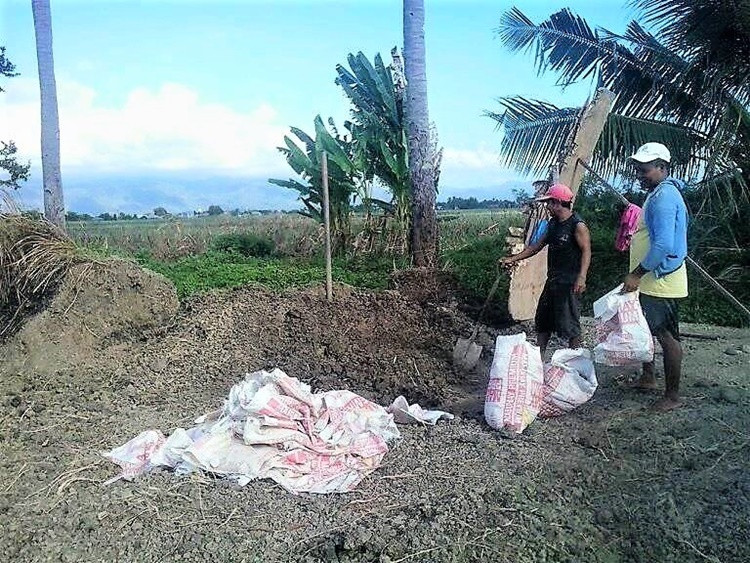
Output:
[
  {"xmin": 640, "ymin": 294, "xmax": 681, "ymax": 341},
  {"xmin": 535, "ymin": 281, "xmax": 581, "ymax": 340}
]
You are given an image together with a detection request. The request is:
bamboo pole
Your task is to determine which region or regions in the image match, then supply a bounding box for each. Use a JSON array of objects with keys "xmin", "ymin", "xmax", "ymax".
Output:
[
  {"xmin": 685, "ymin": 257, "xmax": 750, "ymax": 324},
  {"xmin": 320, "ymin": 152, "xmax": 333, "ymax": 302}
]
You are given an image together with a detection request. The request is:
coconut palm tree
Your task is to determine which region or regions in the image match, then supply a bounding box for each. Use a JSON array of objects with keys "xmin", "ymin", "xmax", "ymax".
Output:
[
  {"xmin": 31, "ymin": 0, "xmax": 65, "ymax": 229},
  {"xmin": 403, "ymin": 0, "xmax": 438, "ymax": 266},
  {"xmin": 490, "ymin": 2, "xmax": 749, "ymax": 191}
]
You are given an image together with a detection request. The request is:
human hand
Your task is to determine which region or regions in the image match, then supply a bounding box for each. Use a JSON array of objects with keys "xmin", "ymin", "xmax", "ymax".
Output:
[
  {"xmin": 622, "ymin": 273, "xmax": 641, "ymax": 293},
  {"xmin": 574, "ymin": 275, "xmax": 587, "ymax": 295},
  {"xmin": 498, "ymin": 256, "xmax": 515, "ymax": 270}
]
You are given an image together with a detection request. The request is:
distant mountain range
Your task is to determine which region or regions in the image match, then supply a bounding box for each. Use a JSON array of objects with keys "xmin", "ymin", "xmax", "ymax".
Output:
[{"xmin": 11, "ymin": 171, "xmax": 529, "ymax": 215}]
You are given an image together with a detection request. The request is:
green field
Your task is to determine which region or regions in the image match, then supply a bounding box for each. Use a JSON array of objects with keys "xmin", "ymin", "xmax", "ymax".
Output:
[{"xmin": 65, "ymin": 209, "xmax": 748, "ymax": 326}]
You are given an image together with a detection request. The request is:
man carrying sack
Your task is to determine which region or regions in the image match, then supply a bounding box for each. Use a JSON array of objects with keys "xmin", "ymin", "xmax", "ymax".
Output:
[{"xmin": 623, "ymin": 142, "xmax": 689, "ymax": 411}]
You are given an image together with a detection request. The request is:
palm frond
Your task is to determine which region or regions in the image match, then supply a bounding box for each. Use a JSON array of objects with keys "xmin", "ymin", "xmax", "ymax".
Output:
[
  {"xmin": 486, "ymin": 96, "xmax": 580, "ymax": 175},
  {"xmin": 689, "ymin": 167, "xmax": 749, "ymax": 219},
  {"xmin": 596, "ymin": 113, "xmax": 705, "ymax": 178},
  {"xmin": 601, "ymin": 22, "xmax": 707, "ymax": 124},
  {"xmin": 498, "ymin": 8, "xmax": 732, "ymax": 130},
  {"xmin": 488, "ymin": 95, "xmax": 708, "ymax": 180},
  {"xmin": 498, "ymin": 8, "xmax": 611, "ymax": 86},
  {"xmin": 633, "ymin": 0, "xmax": 750, "ymax": 105}
]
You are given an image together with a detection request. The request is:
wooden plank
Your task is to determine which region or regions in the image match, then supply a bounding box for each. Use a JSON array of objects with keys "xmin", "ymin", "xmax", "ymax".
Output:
[
  {"xmin": 508, "ymin": 245, "xmax": 548, "ymax": 321},
  {"xmin": 559, "ymin": 88, "xmax": 615, "ymax": 199},
  {"xmin": 507, "ymin": 88, "xmax": 614, "ymax": 321}
]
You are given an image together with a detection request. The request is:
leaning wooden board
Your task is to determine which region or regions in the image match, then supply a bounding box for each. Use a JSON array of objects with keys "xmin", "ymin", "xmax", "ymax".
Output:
[{"xmin": 508, "ymin": 241, "xmax": 548, "ymax": 321}]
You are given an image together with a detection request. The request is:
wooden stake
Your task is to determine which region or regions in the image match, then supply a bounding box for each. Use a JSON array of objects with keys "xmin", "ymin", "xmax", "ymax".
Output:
[
  {"xmin": 321, "ymin": 152, "xmax": 333, "ymax": 302},
  {"xmin": 686, "ymin": 256, "xmax": 750, "ymax": 324}
]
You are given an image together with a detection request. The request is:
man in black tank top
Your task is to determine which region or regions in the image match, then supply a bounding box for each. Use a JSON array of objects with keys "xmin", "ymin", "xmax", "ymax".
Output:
[{"xmin": 500, "ymin": 184, "xmax": 591, "ymax": 357}]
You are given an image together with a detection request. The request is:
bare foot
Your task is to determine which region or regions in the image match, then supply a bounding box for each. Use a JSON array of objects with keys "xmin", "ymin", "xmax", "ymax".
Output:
[
  {"xmin": 626, "ymin": 377, "xmax": 659, "ymax": 391},
  {"xmin": 650, "ymin": 397, "xmax": 681, "ymax": 412}
]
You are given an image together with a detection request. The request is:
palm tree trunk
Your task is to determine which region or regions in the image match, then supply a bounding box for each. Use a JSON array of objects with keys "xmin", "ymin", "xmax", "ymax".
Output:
[
  {"xmin": 403, "ymin": 0, "xmax": 437, "ymax": 266},
  {"xmin": 31, "ymin": 0, "xmax": 65, "ymax": 230}
]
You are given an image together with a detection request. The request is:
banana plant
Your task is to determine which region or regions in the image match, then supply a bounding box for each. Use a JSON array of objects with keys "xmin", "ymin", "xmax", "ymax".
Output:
[
  {"xmin": 335, "ymin": 51, "xmax": 412, "ymax": 246},
  {"xmin": 269, "ymin": 116, "xmax": 359, "ymax": 252}
]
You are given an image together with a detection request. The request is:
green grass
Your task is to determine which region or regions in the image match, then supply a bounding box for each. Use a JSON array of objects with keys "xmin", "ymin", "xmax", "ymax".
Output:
[{"xmin": 136, "ymin": 251, "xmax": 404, "ymax": 298}]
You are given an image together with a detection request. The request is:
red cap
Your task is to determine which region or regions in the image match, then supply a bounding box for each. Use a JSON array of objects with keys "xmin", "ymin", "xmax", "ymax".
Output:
[{"xmin": 536, "ymin": 183, "xmax": 573, "ymax": 203}]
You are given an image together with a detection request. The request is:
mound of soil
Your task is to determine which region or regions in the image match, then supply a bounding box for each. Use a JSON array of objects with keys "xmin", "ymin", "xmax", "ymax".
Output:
[
  {"xmin": 147, "ymin": 284, "xmax": 497, "ymax": 409},
  {"xmin": 389, "ymin": 267, "xmax": 456, "ymax": 304},
  {"xmin": 1, "ymin": 259, "xmax": 179, "ymax": 375}
]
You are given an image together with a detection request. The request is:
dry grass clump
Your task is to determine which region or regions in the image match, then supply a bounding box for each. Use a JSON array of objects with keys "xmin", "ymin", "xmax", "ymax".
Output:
[{"xmin": 0, "ymin": 212, "xmax": 82, "ymax": 336}]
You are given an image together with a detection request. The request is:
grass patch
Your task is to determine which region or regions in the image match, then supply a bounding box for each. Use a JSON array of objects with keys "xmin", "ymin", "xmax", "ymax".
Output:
[
  {"xmin": 136, "ymin": 251, "xmax": 401, "ymax": 298},
  {"xmin": 68, "ymin": 207, "xmax": 747, "ymax": 326},
  {"xmin": 444, "ymin": 235, "xmax": 511, "ymax": 302},
  {"xmin": 1, "ymin": 214, "xmax": 81, "ymax": 336},
  {"xmin": 442, "ymin": 234, "xmax": 514, "ymax": 324},
  {"xmin": 210, "ymin": 233, "xmax": 275, "ymax": 257}
]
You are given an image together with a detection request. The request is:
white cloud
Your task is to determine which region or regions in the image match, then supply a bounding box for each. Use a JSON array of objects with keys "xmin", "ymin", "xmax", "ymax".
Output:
[
  {"xmin": 439, "ymin": 144, "xmax": 523, "ymax": 189},
  {"xmin": 442, "ymin": 146, "xmax": 500, "ymax": 170},
  {"xmin": 1, "ymin": 78, "xmax": 290, "ymax": 177}
]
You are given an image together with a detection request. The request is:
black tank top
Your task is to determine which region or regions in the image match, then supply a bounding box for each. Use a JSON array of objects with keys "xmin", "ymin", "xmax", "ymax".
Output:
[{"xmin": 546, "ymin": 212, "xmax": 584, "ymax": 284}]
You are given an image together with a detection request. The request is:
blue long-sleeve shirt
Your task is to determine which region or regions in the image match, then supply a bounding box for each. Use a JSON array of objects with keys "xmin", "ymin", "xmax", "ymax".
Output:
[{"xmin": 640, "ymin": 177, "xmax": 689, "ymax": 278}]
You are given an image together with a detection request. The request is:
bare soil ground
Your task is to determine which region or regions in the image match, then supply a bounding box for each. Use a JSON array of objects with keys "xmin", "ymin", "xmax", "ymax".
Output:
[{"xmin": 1, "ymin": 261, "xmax": 749, "ymax": 563}]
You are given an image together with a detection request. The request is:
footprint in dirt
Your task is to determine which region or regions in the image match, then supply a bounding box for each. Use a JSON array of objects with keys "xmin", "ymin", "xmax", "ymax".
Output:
[{"xmin": 448, "ymin": 393, "xmax": 485, "ymax": 420}]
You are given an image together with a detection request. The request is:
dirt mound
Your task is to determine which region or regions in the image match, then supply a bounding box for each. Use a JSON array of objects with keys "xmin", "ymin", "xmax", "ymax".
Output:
[
  {"xmin": 389, "ymin": 267, "xmax": 456, "ymax": 304},
  {"xmin": 1, "ymin": 258, "xmax": 179, "ymax": 375},
  {"xmin": 127, "ymin": 282, "xmax": 502, "ymax": 409},
  {"xmin": 0, "ymin": 259, "xmax": 510, "ymax": 411}
]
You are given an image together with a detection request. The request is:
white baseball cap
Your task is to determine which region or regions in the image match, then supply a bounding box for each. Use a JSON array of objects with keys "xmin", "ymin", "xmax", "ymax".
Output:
[{"xmin": 630, "ymin": 142, "xmax": 671, "ymax": 163}]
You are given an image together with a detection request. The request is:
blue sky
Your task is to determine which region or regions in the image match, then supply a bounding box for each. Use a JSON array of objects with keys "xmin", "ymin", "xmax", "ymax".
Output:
[{"xmin": 1, "ymin": 0, "xmax": 633, "ymax": 214}]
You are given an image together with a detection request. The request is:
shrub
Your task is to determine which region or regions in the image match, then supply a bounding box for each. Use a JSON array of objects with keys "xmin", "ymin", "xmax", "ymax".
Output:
[
  {"xmin": 211, "ymin": 233, "xmax": 275, "ymax": 257},
  {"xmin": 444, "ymin": 234, "xmax": 513, "ymax": 324}
]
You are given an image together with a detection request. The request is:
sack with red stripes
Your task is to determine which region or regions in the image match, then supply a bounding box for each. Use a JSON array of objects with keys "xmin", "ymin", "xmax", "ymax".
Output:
[
  {"xmin": 539, "ymin": 349, "xmax": 598, "ymax": 418},
  {"xmin": 484, "ymin": 333, "xmax": 544, "ymax": 434}
]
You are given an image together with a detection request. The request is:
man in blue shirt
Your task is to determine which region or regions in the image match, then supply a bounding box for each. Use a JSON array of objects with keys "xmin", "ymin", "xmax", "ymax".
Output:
[{"xmin": 623, "ymin": 143, "xmax": 689, "ymax": 411}]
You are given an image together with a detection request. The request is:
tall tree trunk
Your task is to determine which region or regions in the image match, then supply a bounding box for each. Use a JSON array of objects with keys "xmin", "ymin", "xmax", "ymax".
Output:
[
  {"xmin": 31, "ymin": 0, "xmax": 65, "ymax": 230},
  {"xmin": 403, "ymin": 0, "xmax": 437, "ymax": 267}
]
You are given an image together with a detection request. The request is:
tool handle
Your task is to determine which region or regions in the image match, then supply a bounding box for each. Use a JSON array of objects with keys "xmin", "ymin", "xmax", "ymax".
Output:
[{"xmin": 468, "ymin": 271, "xmax": 503, "ymax": 340}]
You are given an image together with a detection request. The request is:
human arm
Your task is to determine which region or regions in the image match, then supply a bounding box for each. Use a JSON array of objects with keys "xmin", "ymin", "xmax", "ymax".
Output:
[
  {"xmin": 639, "ymin": 194, "xmax": 677, "ymax": 273},
  {"xmin": 573, "ymin": 222, "xmax": 591, "ymax": 294},
  {"xmin": 498, "ymin": 232, "xmax": 548, "ymax": 268}
]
